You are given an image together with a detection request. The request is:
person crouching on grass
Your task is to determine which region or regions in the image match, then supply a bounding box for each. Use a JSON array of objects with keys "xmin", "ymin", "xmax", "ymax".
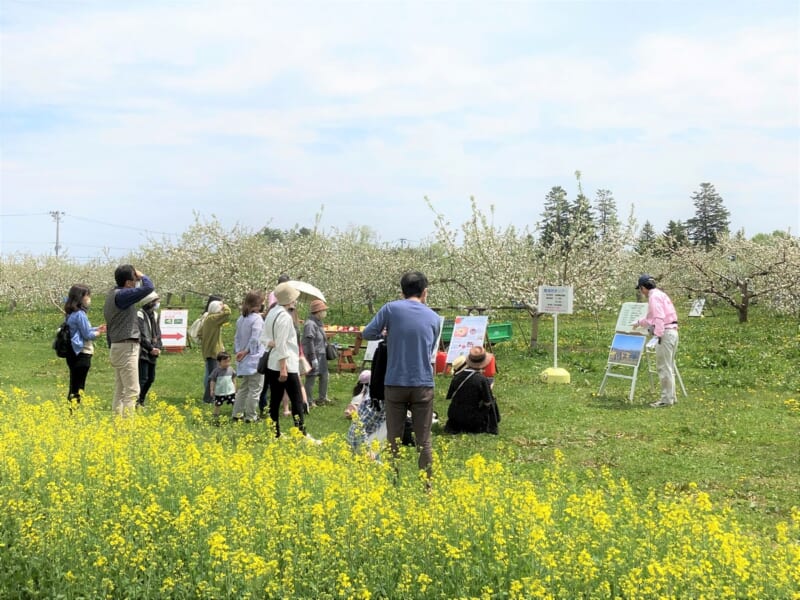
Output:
[
  {"xmin": 444, "ymin": 346, "xmax": 501, "ymax": 435},
  {"xmin": 210, "ymin": 352, "xmax": 237, "ymax": 419}
]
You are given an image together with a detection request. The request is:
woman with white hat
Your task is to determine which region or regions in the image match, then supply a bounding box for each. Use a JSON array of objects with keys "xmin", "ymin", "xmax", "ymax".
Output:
[
  {"xmin": 137, "ymin": 291, "xmax": 163, "ymax": 407},
  {"xmin": 261, "ymin": 282, "xmax": 307, "ymax": 437}
]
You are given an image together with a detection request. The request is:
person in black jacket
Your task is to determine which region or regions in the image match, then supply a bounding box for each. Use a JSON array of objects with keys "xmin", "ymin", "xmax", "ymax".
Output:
[
  {"xmin": 137, "ymin": 291, "xmax": 163, "ymax": 407},
  {"xmin": 444, "ymin": 346, "xmax": 500, "ymax": 435}
]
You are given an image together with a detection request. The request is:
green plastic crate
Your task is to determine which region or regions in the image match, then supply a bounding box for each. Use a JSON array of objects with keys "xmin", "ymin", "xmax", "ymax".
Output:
[{"xmin": 487, "ymin": 322, "xmax": 513, "ymax": 344}]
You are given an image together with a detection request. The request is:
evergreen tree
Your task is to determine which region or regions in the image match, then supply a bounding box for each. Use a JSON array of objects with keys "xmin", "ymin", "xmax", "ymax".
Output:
[
  {"xmin": 636, "ymin": 221, "xmax": 657, "ymax": 255},
  {"xmin": 594, "ymin": 188, "xmax": 620, "ymax": 239},
  {"xmin": 538, "ymin": 186, "xmax": 570, "ymax": 247},
  {"xmin": 686, "ymin": 182, "xmax": 730, "ymax": 250},
  {"xmin": 657, "ymin": 219, "xmax": 689, "ymax": 255}
]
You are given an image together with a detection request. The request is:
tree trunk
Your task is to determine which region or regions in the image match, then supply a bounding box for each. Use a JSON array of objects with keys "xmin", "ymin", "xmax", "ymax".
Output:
[
  {"xmin": 737, "ymin": 281, "xmax": 750, "ymax": 323},
  {"xmin": 529, "ymin": 310, "xmax": 543, "ymax": 350}
]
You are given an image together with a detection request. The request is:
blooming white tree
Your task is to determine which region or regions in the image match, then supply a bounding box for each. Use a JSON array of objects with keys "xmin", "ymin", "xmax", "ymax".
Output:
[{"xmin": 670, "ymin": 233, "xmax": 800, "ymax": 322}]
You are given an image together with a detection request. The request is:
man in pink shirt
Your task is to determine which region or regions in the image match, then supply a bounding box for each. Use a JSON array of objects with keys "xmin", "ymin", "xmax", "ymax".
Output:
[{"xmin": 634, "ymin": 274, "xmax": 679, "ymax": 407}]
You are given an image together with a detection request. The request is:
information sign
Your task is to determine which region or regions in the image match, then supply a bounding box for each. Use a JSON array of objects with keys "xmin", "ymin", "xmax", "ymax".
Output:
[
  {"xmin": 688, "ymin": 298, "xmax": 706, "ymax": 317},
  {"xmin": 615, "ymin": 302, "xmax": 649, "ymax": 333},
  {"xmin": 159, "ymin": 309, "xmax": 188, "ymax": 349},
  {"xmin": 607, "ymin": 333, "xmax": 646, "ymax": 366},
  {"xmin": 537, "ymin": 285, "xmax": 574, "ymax": 314},
  {"xmin": 445, "ymin": 315, "xmax": 489, "ymax": 363}
]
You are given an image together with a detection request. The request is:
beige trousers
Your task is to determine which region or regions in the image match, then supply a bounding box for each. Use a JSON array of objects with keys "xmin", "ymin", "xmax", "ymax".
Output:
[{"xmin": 109, "ymin": 341, "xmax": 140, "ymax": 416}]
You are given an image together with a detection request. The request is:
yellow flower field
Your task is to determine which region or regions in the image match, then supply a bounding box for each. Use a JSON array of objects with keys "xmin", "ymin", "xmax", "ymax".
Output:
[{"xmin": 1, "ymin": 387, "xmax": 798, "ymax": 599}]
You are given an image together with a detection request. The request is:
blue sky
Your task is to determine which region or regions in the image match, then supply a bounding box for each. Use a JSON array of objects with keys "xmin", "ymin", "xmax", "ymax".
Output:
[{"xmin": 1, "ymin": 0, "xmax": 798, "ymax": 259}]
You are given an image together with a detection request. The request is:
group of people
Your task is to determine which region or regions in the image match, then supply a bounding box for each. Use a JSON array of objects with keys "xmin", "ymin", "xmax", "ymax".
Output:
[
  {"xmin": 62, "ymin": 265, "xmax": 160, "ymax": 413},
  {"xmin": 62, "ymin": 264, "xmax": 678, "ymax": 484},
  {"xmin": 196, "ymin": 277, "xmax": 333, "ymax": 440}
]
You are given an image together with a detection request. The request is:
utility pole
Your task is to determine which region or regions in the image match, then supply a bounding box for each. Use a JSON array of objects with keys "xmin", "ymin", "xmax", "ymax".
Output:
[{"xmin": 50, "ymin": 211, "xmax": 65, "ymax": 257}]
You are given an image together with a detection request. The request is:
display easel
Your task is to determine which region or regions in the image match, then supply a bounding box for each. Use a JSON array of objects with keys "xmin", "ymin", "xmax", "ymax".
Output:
[
  {"xmin": 645, "ymin": 342, "xmax": 687, "ymax": 397},
  {"xmin": 598, "ymin": 302, "xmax": 650, "ymax": 402},
  {"xmin": 598, "ymin": 333, "xmax": 648, "ymax": 402}
]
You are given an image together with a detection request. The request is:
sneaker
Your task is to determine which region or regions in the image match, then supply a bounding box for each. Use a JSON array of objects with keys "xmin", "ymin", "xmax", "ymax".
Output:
[
  {"xmin": 315, "ymin": 398, "xmax": 331, "ymax": 406},
  {"xmin": 305, "ymin": 433, "xmax": 323, "ymax": 445},
  {"xmin": 649, "ymin": 401, "xmax": 674, "ymax": 408},
  {"xmin": 244, "ymin": 416, "xmax": 260, "ymax": 424}
]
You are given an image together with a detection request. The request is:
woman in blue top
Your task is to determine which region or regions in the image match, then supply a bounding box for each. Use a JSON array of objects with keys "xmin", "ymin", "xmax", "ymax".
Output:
[
  {"xmin": 231, "ymin": 290, "xmax": 265, "ymax": 423},
  {"xmin": 63, "ymin": 284, "xmax": 106, "ymax": 405}
]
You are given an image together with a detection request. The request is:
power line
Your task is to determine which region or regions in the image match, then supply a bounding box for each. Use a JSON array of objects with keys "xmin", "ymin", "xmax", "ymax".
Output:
[
  {"xmin": 0, "ymin": 212, "xmax": 51, "ymax": 217},
  {"xmin": 65, "ymin": 213, "xmax": 176, "ymax": 236}
]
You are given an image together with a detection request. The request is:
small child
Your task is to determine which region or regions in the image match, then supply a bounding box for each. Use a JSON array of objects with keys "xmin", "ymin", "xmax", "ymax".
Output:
[
  {"xmin": 209, "ymin": 351, "xmax": 237, "ymax": 418},
  {"xmin": 346, "ymin": 370, "xmax": 386, "ymax": 456},
  {"xmin": 344, "ymin": 369, "xmax": 371, "ymax": 419}
]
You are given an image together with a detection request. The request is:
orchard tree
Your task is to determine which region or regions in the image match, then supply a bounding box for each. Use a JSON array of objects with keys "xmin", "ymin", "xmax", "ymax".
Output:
[
  {"xmin": 0, "ymin": 254, "xmax": 113, "ymax": 312},
  {"xmin": 686, "ymin": 182, "xmax": 730, "ymax": 250},
  {"xmin": 672, "ymin": 234, "xmax": 800, "ymax": 322},
  {"xmin": 430, "ymin": 196, "xmax": 635, "ymax": 349}
]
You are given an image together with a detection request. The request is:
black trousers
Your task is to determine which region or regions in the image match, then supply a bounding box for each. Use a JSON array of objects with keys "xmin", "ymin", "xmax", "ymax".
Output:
[
  {"xmin": 266, "ymin": 369, "xmax": 305, "ymax": 437},
  {"xmin": 138, "ymin": 359, "xmax": 157, "ymax": 404},
  {"xmin": 66, "ymin": 352, "xmax": 92, "ymax": 401}
]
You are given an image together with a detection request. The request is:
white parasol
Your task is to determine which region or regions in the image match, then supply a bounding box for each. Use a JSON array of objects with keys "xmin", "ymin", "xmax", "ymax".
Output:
[{"xmin": 287, "ymin": 280, "xmax": 326, "ymax": 303}]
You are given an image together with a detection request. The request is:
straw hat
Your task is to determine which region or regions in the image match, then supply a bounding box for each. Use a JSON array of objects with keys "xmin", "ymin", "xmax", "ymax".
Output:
[
  {"xmin": 274, "ymin": 282, "xmax": 300, "ymax": 305},
  {"xmin": 466, "ymin": 346, "xmax": 493, "ymax": 370},
  {"xmin": 310, "ymin": 299, "xmax": 328, "ymax": 313}
]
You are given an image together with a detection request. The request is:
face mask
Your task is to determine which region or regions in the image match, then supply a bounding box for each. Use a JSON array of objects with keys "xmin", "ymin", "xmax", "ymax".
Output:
[{"xmin": 153, "ymin": 302, "xmax": 160, "ymax": 311}]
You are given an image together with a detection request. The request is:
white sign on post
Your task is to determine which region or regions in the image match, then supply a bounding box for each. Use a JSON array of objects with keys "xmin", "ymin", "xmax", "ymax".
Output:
[
  {"xmin": 537, "ymin": 285, "xmax": 573, "ymax": 381},
  {"xmin": 159, "ymin": 309, "xmax": 188, "ymax": 350},
  {"xmin": 538, "ymin": 286, "xmax": 574, "ymax": 314}
]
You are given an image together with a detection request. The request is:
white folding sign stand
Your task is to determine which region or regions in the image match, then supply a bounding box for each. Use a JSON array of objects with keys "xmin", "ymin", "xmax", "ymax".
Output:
[
  {"xmin": 598, "ymin": 303, "xmax": 649, "ymax": 401},
  {"xmin": 598, "ymin": 333, "xmax": 648, "ymax": 402},
  {"xmin": 645, "ymin": 341, "xmax": 688, "ymax": 397}
]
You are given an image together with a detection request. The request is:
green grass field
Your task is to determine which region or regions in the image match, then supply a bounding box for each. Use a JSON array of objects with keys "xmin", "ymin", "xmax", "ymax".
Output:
[
  {"xmin": 0, "ymin": 304, "xmax": 798, "ymax": 597},
  {"xmin": 2, "ymin": 304, "xmax": 797, "ymax": 532}
]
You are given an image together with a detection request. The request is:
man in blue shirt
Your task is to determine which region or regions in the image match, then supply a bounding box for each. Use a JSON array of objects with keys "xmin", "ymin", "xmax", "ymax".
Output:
[
  {"xmin": 103, "ymin": 264, "xmax": 154, "ymax": 416},
  {"xmin": 363, "ymin": 271, "xmax": 440, "ymax": 479}
]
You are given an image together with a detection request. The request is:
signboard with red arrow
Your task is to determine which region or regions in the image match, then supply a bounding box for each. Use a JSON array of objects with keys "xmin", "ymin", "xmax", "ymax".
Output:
[{"xmin": 159, "ymin": 309, "xmax": 189, "ymax": 351}]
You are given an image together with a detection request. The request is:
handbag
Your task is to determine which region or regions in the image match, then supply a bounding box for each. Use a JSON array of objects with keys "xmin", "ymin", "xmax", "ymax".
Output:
[
  {"xmin": 298, "ymin": 355, "xmax": 311, "ymax": 376},
  {"xmin": 325, "ymin": 342, "xmax": 338, "ymax": 361}
]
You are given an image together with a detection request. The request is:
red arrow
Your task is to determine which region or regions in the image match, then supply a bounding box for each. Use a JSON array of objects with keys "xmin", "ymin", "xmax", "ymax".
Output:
[{"xmin": 162, "ymin": 332, "xmax": 184, "ymax": 340}]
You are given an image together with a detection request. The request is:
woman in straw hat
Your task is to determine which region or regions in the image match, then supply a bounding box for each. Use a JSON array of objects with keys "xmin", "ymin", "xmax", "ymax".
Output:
[
  {"xmin": 302, "ymin": 298, "xmax": 331, "ymax": 407},
  {"xmin": 444, "ymin": 346, "xmax": 501, "ymax": 435}
]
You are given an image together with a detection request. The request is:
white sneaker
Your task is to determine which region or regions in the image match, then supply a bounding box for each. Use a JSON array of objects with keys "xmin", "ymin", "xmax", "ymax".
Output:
[
  {"xmin": 649, "ymin": 401, "xmax": 674, "ymax": 408},
  {"xmin": 305, "ymin": 434, "xmax": 322, "ymax": 445}
]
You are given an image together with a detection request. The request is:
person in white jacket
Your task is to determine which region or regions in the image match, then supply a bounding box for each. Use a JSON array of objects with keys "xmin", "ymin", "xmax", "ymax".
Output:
[{"xmin": 261, "ymin": 282, "xmax": 307, "ymax": 438}]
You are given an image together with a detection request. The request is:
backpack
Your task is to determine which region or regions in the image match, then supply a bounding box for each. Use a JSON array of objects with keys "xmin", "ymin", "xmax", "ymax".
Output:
[
  {"xmin": 53, "ymin": 321, "xmax": 71, "ymax": 358},
  {"xmin": 188, "ymin": 313, "xmax": 207, "ymax": 344}
]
